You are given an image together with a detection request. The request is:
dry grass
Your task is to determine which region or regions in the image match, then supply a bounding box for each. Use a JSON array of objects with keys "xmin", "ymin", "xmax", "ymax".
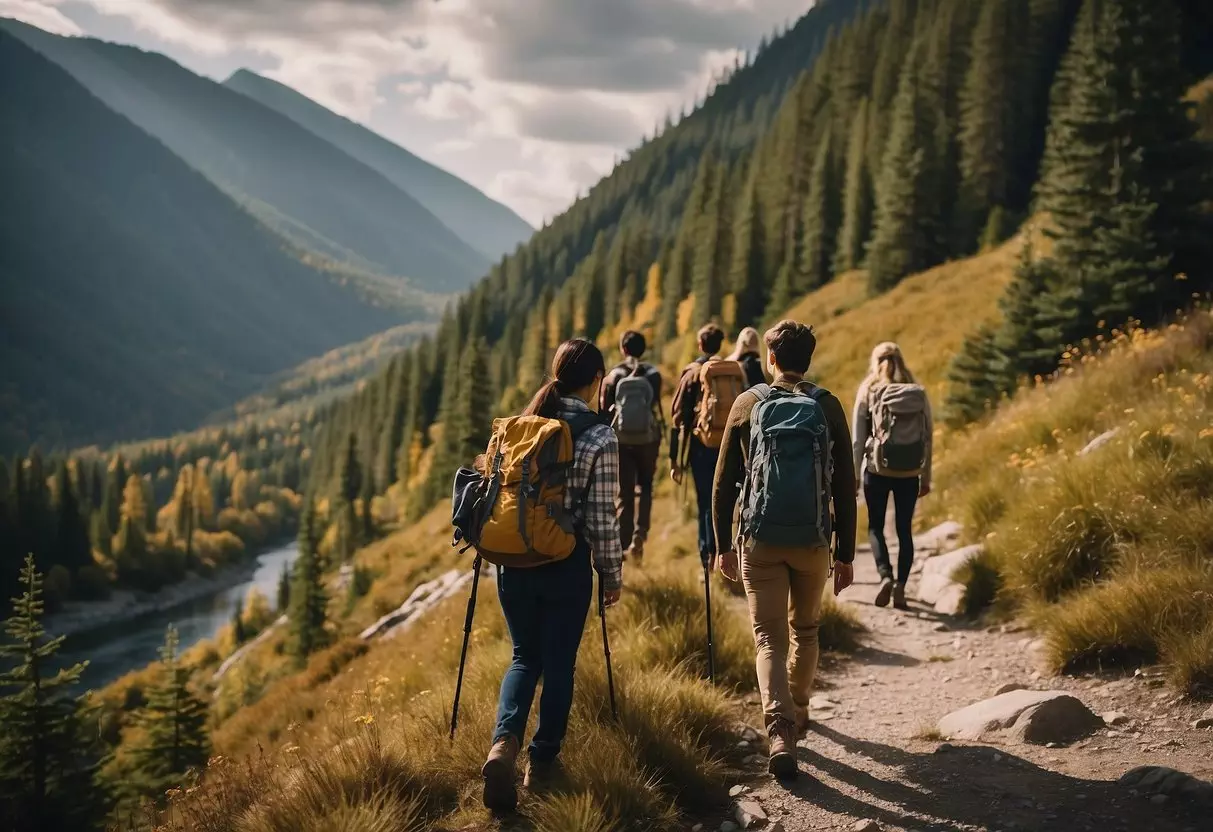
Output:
[{"xmin": 921, "ymin": 312, "xmax": 1213, "ymax": 692}]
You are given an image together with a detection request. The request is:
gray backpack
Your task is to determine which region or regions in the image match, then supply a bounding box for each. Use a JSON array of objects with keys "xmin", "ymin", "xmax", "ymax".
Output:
[
  {"xmin": 868, "ymin": 383, "xmax": 928, "ymax": 475},
  {"xmin": 612, "ymin": 367, "xmax": 658, "ymax": 446}
]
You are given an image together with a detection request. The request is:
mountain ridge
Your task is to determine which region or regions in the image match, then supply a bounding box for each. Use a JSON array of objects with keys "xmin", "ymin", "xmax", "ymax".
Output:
[{"xmin": 224, "ymin": 69, "xmax": 534, "ymax": 262}]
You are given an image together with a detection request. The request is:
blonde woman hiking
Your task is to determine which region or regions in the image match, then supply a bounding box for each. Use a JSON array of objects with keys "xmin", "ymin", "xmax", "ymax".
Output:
[
  {"xmin": 852, "ymin": 342, "xmax": 933, "ymax": 610},
  {"xmin": 727, "ymin": 326, "xmax": 768, "ymax": 389}
]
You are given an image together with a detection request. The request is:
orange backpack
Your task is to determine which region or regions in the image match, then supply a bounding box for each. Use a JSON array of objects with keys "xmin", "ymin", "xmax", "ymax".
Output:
[
  {"xmin": 692, "ymin": 358, "xmax": 747, "ymax": 449},
  {"xmin": 452, "ymin": 413, "xmax": 599, "ymax": 567}
]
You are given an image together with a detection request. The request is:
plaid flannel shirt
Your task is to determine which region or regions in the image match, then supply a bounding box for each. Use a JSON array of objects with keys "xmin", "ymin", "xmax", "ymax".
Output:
[{"xmin": 559, "ymin": 397, "xmax": 624, "ymax": 591}]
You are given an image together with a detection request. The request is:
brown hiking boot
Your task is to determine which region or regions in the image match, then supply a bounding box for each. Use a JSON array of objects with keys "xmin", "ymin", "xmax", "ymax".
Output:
[
  {"xmin": 481, "ymin": 736, "xmax": 519, "ymax": 812},
  {"xmin": 793, "ymin": 704, "xmax": 810, "ymax": 737},
  {"xmin": 874, "ymin": 578, "xmax": 894, "ymax": 607},
  {"xmin": 893, "ymin": 583, "xmax": 909, "ymax": 610},
  {"xmin": 767, "ymin": 718, "xmax": 799, "ymax": 780},
  {"xmin": 523, "ymin": 756, "xmax": 564, "ymax": 793}
]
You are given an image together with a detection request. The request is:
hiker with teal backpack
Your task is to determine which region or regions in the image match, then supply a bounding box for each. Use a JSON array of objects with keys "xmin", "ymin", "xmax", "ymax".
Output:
[
  {"xmin": 600, "ymin": 330, "xmax": 663, "ymax": 565},
  {"xmin": 711, "ymin": 321, "xmax": 857, "ymax": 780},
  {"xmin": 852, "ymin": 342, "xmax": 933, "ymax": 611},
  {"xmin": 450, "ymin": 338, "xmax": 623, "ymax": 812}
]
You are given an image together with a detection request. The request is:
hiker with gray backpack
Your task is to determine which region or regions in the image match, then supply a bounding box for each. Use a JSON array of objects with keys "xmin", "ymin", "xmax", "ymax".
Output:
[
  {"xmin": 600, "ymin": 330, "xmax": 663, "ymax": 565},
  {"xmin": 852, "ymin": 342, "xmax": 933, "ymax": 611},
  {"xmin": 711, "ymin": 320, "xmax": 857, "ymax": 780}
]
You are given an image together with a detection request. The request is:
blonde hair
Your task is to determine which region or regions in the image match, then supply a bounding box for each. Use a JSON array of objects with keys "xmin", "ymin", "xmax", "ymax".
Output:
[
  {"xmin": 727, "ymin": 326, "xmax": 762, "ymax": 361},
  {"xmin": 862, "ymin": 341, "xmax": 915, "ymax": 391}
]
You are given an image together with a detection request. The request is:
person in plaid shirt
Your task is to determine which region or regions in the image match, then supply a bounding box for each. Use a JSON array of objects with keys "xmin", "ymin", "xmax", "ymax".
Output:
[{"xmin": 482, "ymin": 338, "xmax": 624, "ymax": 812}]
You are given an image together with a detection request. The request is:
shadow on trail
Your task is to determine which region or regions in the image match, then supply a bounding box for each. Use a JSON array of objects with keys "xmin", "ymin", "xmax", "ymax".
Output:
[{"xmin": 783, "ymin": 723, "xmax": 1202, "ymax": 832}]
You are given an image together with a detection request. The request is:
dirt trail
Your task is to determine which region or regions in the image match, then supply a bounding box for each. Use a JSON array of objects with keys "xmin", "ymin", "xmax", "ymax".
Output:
[{"xmin": 714, "ymin": 532, "xmax": 1213, "ymax": 832}]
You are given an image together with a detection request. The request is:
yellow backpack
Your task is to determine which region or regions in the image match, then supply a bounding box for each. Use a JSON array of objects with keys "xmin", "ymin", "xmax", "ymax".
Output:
[
  {"xmin": 451, "ymin": 412, "xmax": 601, "ymax": 567},
  {"xmin": 692, "ymin": 358, "xmax": 747, "ymax": 449}
]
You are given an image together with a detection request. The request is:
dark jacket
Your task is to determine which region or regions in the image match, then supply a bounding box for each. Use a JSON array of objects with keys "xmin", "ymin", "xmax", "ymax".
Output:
[
  {"xmin": 600, "ymin": 361, "xmax": 662, "ymax": 425},
  {"xmin": 737, "ymin": 352, "xmax": 767, "ymax": 389},
  {"xmin": 669, "ymin": 355, "xmax": 712, "ymax": 463},
  {"xmin": 710, "ymin": 374, "xmax": 857, "ymax": 563}
]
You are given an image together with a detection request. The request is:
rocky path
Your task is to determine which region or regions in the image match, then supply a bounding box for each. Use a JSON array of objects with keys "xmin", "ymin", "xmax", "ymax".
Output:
[{"xmin": 711, "ymin": 526, "xmax": 1213, "ymax": 832}]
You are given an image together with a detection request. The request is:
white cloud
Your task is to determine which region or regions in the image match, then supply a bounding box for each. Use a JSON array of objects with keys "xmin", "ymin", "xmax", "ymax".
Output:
[
  {"xmin": 12, "ymin": 0, "xmax": 811, "ymax": 222},
  {"xmin": 0, "ymin": 0, "xmax": 82, "ymax": 35}
]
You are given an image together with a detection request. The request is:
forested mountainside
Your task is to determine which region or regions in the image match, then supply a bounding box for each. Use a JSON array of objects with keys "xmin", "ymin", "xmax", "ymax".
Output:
[
  {"xmin": 225, "ymin": 70, "xmax": 534, "ymax": 262},
  {"xmin": 0, "ymin": 19, "xmax": 489, "ymax": 292},
  {"xmin": 301, "ymin": 0, "xmax": 1212, "ymax": 517},
  {"xmin": 0, "ymin": 32, "xmax": 404, "ymax": 454}
]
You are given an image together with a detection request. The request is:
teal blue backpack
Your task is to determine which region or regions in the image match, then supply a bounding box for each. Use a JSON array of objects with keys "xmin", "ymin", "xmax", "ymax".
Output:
[{"xmin": 740, "ymin": 383, "xmax": 832, "ymax": 549}]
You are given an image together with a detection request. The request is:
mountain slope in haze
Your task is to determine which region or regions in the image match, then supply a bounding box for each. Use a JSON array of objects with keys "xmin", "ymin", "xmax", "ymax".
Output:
[
  {"xmin": 225, "ymin": 69, "xmax": 534, "ymax": 262},
  {"xmin": 0, "ymin": 18, "xmax": 489, "ymax": 293},
  {"xmin": 0, "ymin": 31, "xmax": 406, "ymax": 454}
]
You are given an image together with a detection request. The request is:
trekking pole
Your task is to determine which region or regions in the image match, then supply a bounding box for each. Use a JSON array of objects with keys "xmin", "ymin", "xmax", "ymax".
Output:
[
  {"xmin": 598, "ymin": 575, "xmax": 618, "ymax": 720},
  {"xmin": 449, "ymin": 554, "xmax": 483, "ymax": 742},
  {"xmin": 703, "ymin": 559, "xmax": 716, "ymax": 685}
]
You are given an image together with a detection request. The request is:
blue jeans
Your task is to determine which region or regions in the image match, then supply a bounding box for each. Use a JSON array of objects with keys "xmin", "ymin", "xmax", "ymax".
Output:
[
  {"xmin": 689, "ymin": 440, "xmax": 719, "ymax": 564},
  {"xmin": 492, "ymin": 543, "xmax": 593, "ymax": 761}
]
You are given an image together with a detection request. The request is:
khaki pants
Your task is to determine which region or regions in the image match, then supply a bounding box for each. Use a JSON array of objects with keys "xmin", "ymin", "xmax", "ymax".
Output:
[{"xmin": 741, "ymin": 542, "xmax": 831, "ymax": 727}]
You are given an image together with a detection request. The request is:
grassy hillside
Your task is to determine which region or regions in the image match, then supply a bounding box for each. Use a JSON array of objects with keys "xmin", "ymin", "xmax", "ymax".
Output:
[
  {"xmin": 0, "ymin": 32, "xmax": 406, "ymax": 453},
  {"xmin": 0, "ymin": 19, "xmax": 489, "ymax": 293},
  {"xmin": 922, "ymin": 311, "xmax": 1213, "ymax": 695},
  {"xmin": 225, "ymin": 70, "xmax": 534, "ymax": 262}
]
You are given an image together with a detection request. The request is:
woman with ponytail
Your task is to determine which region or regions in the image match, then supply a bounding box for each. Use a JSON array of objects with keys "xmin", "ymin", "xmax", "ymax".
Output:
[
  {"xmin": 852, "ymin": 342, "xmax": 933, "ymax": 611},
  {"xmin": 481, "ymin": 338, "xmax": 623, "ymax": 811}
]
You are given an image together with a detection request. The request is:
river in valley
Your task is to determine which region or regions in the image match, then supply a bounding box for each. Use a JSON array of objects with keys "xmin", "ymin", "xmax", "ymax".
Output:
[{"xmin": 59, "ymin": 542, "xmax": 298, "ymax": 690}]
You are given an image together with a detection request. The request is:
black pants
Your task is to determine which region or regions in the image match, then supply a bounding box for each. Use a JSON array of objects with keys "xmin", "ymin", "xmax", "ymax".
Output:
[
  {"xmin": 688, "ymin": 440, "xmax": 718, "ymax": 564},
  {"xmin": 864, "ymin": 471, "xmax": 919, "ymax": 585},
  {"xmin": 617, "ymin": 440, "xmax": 660, "ymax": 549}
]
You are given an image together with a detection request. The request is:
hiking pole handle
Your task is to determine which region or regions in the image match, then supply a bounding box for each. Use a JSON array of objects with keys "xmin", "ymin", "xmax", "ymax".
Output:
[
  {"xmin": 450, "ymin": 555, "xmax": 483, "ymax": 742},
  {"xmin": 598, "ymin": 575, "xmax": 618, "ymax": 721}
]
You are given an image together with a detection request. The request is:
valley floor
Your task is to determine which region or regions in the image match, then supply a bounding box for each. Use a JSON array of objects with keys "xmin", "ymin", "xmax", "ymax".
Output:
[{"xmin": 713, "ymin": 533, "xmax": 1213, "ymax": 832}]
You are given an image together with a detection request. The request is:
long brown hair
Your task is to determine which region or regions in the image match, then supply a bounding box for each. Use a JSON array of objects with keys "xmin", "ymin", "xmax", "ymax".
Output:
[{"xmin": 522, "ymin": 338, "xmax": 606, "ymax": 418}]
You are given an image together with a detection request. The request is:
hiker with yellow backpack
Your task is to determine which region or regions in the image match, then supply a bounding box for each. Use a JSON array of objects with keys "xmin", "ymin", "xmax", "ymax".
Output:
[{"xmin": 449, "ymin": 338, "xmax": 623, "ymax": 812}]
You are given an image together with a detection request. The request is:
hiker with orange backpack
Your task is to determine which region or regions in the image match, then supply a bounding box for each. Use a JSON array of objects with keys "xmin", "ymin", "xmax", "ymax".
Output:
[
  {"xmin": 712, "ymin": 321, "xmax": 857, "ymax": 779},
  {"xmin": 852, "ymin": 342, "xmax": 933, "ymax": 610},
  {"xmin": 600, "ymin": 330, "xmax": 663, "ymax": 565},
  {"xmin": 450, "ymin": 338, "xmax": 623, "ymax": 812}
]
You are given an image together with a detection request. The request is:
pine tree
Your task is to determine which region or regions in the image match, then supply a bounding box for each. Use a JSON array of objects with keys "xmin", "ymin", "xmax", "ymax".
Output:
[
  {"xmin": 276, "ymin": 560, "xmax": 290, "ymax": 613},
  {"xmin": 288, "ymin": 499, "xmax": 328, "ymax": 665},
  {"xmin": 359, "ymin": 468, "xmax": 374, "ymax": 545},
  {"xmin": 729, "ymin": 171, "xmax": 767, "ymax": 329},
  {"xmin": 0, "ymin": 555, "xmax": 108, "ymax": 831},
  {"xmin": 113, "ymin": 475, "xmax": 151, "ymax": 589},
  {"xmin": 957, "ymin": 0, "xmax": 1032, "ymax": 249},
  {"xmin": 53, "ymin": 461, "xmax": 91, "ymax": 574},
  {"xmin": 833, "ymin": 98, "xmax": 875, "ymax": 273},
  {"xmin": 866, "ymin": 41, "xmax": 945, "ymax": 293},
  {"xmin": 691, "ymin": 161, "xmax": 731, "ymax": 325},
  {"xmin": 103, "ymin": 457, "xmax": 126, "ymax": 536},
  {"xmin": 944, "ymin": 324, "xmax": 1006, "ymax": 425},
  {"xmin": 337, "ymin": 434, "xmax": 361, "ymax": 560},
  {"xmin": 126, "ymin": 626, "xmax": 210, "ymax": 800},
  {"xmin": 801, "ymin": 130, "xmax": 842, "ymax": 290},
  {"xmin": 231, "ymin": 607, "xmax": 245, "ymax": 644}
]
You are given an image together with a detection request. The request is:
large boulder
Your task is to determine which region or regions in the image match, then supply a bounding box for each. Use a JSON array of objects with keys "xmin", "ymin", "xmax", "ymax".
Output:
[
  {"xmin": 938, "ymin": 690, "xmax": 1101, "ymax": 745},
  {"xmin": 915, "ymin": 521, "xmax": 964, "ymax": 554},
  {"xmin": 917, "ymin": 544, "xmax": 983, "ymax": 606},
  {"xmin": 1119, "ymin": 766, "xmax": 1213, "ymax": 807}
]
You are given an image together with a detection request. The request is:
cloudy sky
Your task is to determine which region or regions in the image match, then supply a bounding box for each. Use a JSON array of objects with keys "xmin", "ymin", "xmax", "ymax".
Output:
[{"xmin": 4, "ymin": 0, "xmax": 812, "ymax": 225}]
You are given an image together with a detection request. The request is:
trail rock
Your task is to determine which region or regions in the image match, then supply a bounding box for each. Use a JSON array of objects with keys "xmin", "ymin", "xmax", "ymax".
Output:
[
  {"xmin": 1203, "ymin": 704, "xmax": 1213, "ymax": 719},
  {"xmin": 934, "ymin": 583, "xmax": 968, "ymax": 616},
  {"xmin": 810, "ymin": 695, "xmax": 838, "ymax": 710},
  {"xmin": 852, "ymin": 821, "xmax": 881, "ymax": 832},
  {"xmin": 1103, "ymin": 712, "xmax": 1132, "ymax": 727},
  {"xmin": 916, "ymin": 521, "xmax": 964, "ymax": 553},
  {"xmin": 729, "ymin": 785, "xmax": 747, "ymax": 798},
  {"xmin": 917, "ymin": 544, "xmax": 983, "ymax": 606},
  {"xmin": 767, "ymin": 824, "xmax": 786, "ymax": 832},
  {"xmin": 1079, "ymin": 428, "xmax": 1120, "ymax": 456},
  {"xmin": 938, "ymin": 690, "xmax": 1100, "ymax": 745},
  {"xmin": 1120, "ymin": 766, "xmax": 1213, "ymax": 807},
  {"xmin": 740, "ymin": 725, "xmax": 761, "ymax": 743},
  {"xmin": 720, "ymin": 823, "xmax": 740, "ymax": 832},
  {"xmin": 734, "ymin": 801, "xmax": 767, "ymax": 829},
  {"xmin": 995, "ymin": 683, "xmax": 1028, "ymax": 696},
  {"xmin": 1192, "ymin": 718, "xmax": 1213, "ymax": 729}
]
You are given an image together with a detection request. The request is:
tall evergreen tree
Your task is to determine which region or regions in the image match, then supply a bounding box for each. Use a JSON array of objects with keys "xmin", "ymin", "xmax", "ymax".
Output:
[
  {"xmin": 0, "ymin": 555, "xmax": 108, "ymax": 831},
  {"xmin": 833, "ymin": 98, "xmax": 875, "ymax": 273},
  {"xmin": 288, "ymin": 500, "xmax": 328, "ymax": 665},
  {"xmin": 337, "ymin": 434, "xmax": 361, "ymax": 560},
  {"xmin": 53, "ymin": 461, "xmax": 91, "ymax": 574},
  {"xmin": 276, "ymin": 560, "xmax": 291, "ymax": 613},
  {"xmin": 729, "ymin": 171, "xmax": 768, "ymax": 329},
  {"xmin": 800, "ymin": 130, "xmax": 842, "ymax": 289},
  {"xmin": 126, "ymin": 626, "xmax": 210, "ymax": 800},
  {"xmin": 691, "ymin": 161, "xmax": 731, "ymax": 325},
  {"xmin": 103, "ymin": 457, "xmax": 126, "ymax": 537}
]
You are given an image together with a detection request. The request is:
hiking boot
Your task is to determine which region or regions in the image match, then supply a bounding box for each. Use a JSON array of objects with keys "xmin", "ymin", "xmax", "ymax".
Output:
[
  {"xmin": 893, "ymin": 583, "xmax": 909, "ymax": 610},
  {"xmin": 767, "ymin": 718, "xmax": 799, "ymax": 780},
  {"xmin": 523, "ymin": 756, "xmax": 564, "ymax": 793},
  {"xmin": 481, "ymin": 736, "xmax": 519, "ymax": 812},
  {"xmin": 793, "ymin": 704, "xmax": 810, "ymax": 737},
  {"xmin": 874, "ymin": 578, "xmax": 895, "ymax": 608}
]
